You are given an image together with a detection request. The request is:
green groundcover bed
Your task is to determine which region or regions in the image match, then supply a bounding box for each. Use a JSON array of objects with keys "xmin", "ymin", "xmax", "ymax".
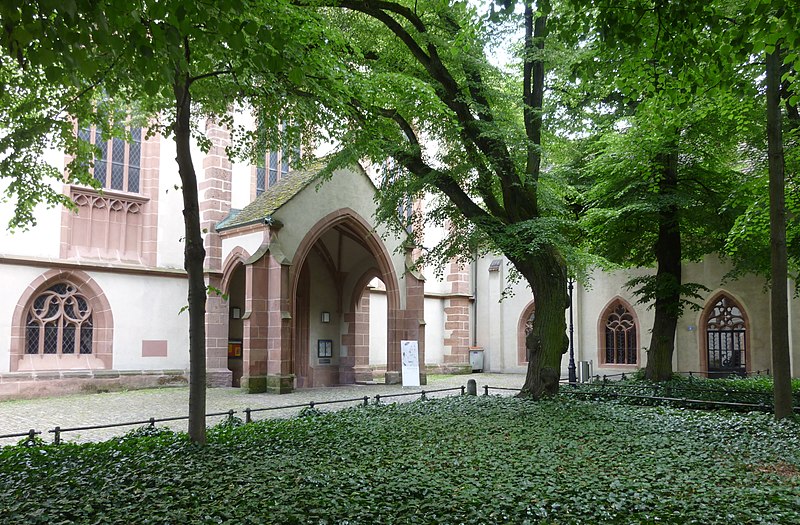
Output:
[{"xmin": 1, "ymin": 396, "xmax": 798, "ymax": 524}]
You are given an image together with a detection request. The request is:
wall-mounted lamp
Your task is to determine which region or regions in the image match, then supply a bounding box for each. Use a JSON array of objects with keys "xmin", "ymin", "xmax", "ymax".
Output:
[
  {"xmin": 321, "ymin": 311, "xmax": 331, "ymax": 323},
  {"xmin": 231, "ymin": 307, "xmax": 241, "ymax": 320}
]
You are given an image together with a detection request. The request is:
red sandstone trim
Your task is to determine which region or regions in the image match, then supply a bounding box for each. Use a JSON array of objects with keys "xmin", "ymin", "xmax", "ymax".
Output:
[{"xmin": 10, "ymin": 269, "xmax": 114, "ymax": 372}]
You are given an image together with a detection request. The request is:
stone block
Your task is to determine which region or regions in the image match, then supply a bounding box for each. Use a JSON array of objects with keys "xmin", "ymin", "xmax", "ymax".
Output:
[{"xmin": 266, "ymin": 374, "xmax": 295, "ymax": 394}]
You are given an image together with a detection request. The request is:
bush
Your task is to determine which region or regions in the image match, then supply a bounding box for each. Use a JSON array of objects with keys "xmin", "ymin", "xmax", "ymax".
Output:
[
  {"xmin": 571, "ymin": 374, "xmax": 800, "ymax": 411},
  {"xmin": 1, "ymin": 396, "xmax": 798, "ymax": 524}
]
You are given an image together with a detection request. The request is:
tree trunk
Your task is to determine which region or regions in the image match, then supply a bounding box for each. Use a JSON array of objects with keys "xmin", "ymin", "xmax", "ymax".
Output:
[
  {"xmin": 174, "ymin": 66, "xmax": 207, "ymax": 443},
  {"xmin": 645, "ymin": 147, "xmax": 680, "ymax": 381},
  {"xmin": 766, "ymin": 45, "xmax": 793, "ymax": 420},
  {"xmin": 517, "ymin": 247, "xmax": 567, "ymax": 398}
]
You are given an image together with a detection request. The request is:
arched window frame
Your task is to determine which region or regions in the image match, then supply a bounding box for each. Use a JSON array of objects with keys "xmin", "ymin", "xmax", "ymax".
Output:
[
  {"xmin": 700, "ymin": 292, "xmax": 750, "ymax": 377},
  {"xmin": 10, "ymin": 270, "xmax": 113, "ymax": 372},
  {"xmin": 597, "ymin": 297, "xmax": 640, "ymax": 367},
  {"xmin": 517, "ymin": 300, "xmax": 536, "ymax": 365},
  {"xmin": 25, "ymin": 282, "xmax": 94, "ymax": 356}
]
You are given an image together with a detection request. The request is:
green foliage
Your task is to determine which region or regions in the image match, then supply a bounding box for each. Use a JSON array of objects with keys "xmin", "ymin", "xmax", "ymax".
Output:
[
  {"xmin": 577, "ymin": 374, "xmax": 800, "ymax": 411},
  {"xmin": 1, "ymin": 397, "xmax": 799, "ymax": 524}
]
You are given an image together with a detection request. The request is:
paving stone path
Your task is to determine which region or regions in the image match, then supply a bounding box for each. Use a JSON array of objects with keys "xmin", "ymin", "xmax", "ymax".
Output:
[{"xmin": 0, "ymin": 373, "xmax": 526, "ymax": 445}]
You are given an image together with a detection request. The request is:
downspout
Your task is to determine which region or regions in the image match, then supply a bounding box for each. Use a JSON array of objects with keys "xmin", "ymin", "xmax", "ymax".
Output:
[{"xmin": 472, "ymin": 250, "xmax": 478, "ymax": 347}]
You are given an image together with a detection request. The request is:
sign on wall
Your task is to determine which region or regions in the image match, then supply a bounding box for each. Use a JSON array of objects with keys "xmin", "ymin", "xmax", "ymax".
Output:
[{"xmin": 400, "ymin": 340, "xmax": 420, "ymax": 387}]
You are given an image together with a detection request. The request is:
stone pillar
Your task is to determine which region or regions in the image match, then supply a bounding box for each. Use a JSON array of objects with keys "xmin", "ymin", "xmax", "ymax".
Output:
[
  {"xmin": 404, "ymin": 268, "xmax": 427, "ymax": 386},
  {"xmin": 387, "ymin": 246, "xmax": 427, "ymax": 385},
  {"xmin": 241, "ymin": 256, "xmax": 269, "ymax": 393},
  {"xmin": 205, "ymin": 274, "xmax": 232, "ymax": 387},
  {"xmin": 443, "ymin": 260, "xmax": 472, "ymax": 373},
  {"xmin": 201, "ymin": 119, "xmax": 233, "ymax": 387},
  {"xmin": 341, "ymin": 293, "xmax": 373, "ymax": 384},
  {"xmin": 266, "ymin": 246, "xmax": 294, "ymax": 393}
]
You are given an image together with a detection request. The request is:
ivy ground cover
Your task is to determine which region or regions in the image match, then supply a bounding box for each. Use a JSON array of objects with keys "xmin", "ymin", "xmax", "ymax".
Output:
[{"xmin": 1, "ymin": 396, "xmax": 798, "ymax": 524}]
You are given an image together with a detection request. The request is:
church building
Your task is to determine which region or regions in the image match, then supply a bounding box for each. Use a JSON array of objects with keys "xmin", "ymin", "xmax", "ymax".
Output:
[{"xmin": 1, "ymin": 118, "xmax": 798, "ymax": 399}]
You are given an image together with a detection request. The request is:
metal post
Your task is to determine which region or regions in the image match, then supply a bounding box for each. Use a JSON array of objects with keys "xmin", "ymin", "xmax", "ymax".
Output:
[
  {"xmin": 363, "ymin": 396, "xmax": 369, "ymax": 407},
  {"xmin": 53, "ymin": 427, "xmax": 61, "ymax": 445},
  {"xmin": 245, "ymin": 408, "xmax": 252, "ymax": 424},
  {"xmin": 460, "ymin": 385, "xmax": 465, "ymax": 395},
  {"xmin": 483, "ymin": 384, "xmax": 489, "ymax": 396},
  {"xmin": 568, "ymin": 279, "xmax": 577, "ymax": 387}
]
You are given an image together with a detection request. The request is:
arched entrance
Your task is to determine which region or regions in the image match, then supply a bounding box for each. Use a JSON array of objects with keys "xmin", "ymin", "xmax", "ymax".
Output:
[
  {"xmin": 517, "ymin": 300, "xmax": 536, "ymax": 365},
  {"xmin": 225, "ymin": 263, "xmax": 245, "ymax": 387},
  {"xmin": 290, "ymin": 209, "xmax": 402, "ymax": 388}
]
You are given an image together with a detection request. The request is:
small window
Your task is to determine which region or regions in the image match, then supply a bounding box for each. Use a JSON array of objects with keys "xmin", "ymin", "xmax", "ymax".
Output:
[
  {"xmin": 601, "ymin": 301, "xmax": 637, "ymax": 365},
  {"xmin": 25, "ymin": 283, "xmax": 93, "ymax": 356},
  {"xmin": 253, "ymin": 118, "xmax": 299, "ymax": 197}
]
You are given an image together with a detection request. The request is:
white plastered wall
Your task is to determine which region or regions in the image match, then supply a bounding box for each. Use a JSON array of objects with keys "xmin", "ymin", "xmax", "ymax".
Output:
[
  {"xmin": 221, "ymin": 230, "xmax": 264, "ymax": 264},
  {"xmin": 231, "ymin": 109, "xmax": 257, "ymax": 210},
  {"xmin": 475, "ymin": 252, "xmax": 781, "ymax": 378},
  {"xmin": 423, "ymin": 296, "xmax": 445, "ymax": 365},
  {"xmin": 0, "ymin": 266, "xmax": 189, "ymax": 373},
  {"xmin": 156, "ymin": 137, "xmax": 188, "ymax": 269},
  {"xmin": 92, "ymin": 272, "xmax": 189, "ymax": 370},
  {"xmin": 369, "ymin": 289, "xmax": 388, "ymax": 366}
]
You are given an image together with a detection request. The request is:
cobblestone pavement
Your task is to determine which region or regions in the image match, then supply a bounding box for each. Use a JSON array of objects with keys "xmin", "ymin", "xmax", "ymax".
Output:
[{"xmin": 0, "ymin": 373, "xmax": 525, "ymax": 445}]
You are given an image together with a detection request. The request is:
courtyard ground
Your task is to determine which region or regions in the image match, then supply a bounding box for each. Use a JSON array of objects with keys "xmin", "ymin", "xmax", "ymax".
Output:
[{"xmin": 0, "ymin": 372, "xmax": 525, "ymax": 445}]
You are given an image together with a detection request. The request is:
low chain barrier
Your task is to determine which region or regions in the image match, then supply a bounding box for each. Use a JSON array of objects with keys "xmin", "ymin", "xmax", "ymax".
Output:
[
  {"xmin": 2, "ymin": 385, "xmax": 467, "ymax": 446},
  {"xmin": 4, "ymin": 379, "xmax": 797, "ymax": 446}
]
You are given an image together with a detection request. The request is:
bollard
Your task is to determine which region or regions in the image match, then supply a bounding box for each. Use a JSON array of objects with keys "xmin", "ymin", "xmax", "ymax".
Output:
[
  {"xmin": 467, "ymin": 379, "xmax": 477, "ymax": 396},
  {"xmin": 245, "ymin": 408, "xmax": 252, "ymax": 424},
  {"xmin": 483, "ymin": 384, "xmax": 489, "ymax": 396},
  {"xmin": 53, "ymin": 426, "xmax": 61, "ymax": 445}
]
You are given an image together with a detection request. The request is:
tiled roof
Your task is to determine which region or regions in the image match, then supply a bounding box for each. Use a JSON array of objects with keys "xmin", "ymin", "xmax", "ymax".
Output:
[{"xmin": 215, "ymin": 164, "xmax": 323, "ymax": 231}]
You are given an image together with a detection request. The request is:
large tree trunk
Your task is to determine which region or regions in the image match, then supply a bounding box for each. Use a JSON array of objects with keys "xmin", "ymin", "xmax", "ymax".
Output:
[
  {"xmin": 645, "ymin": 147, "xmax": 680, "ymax": 381},
  {"xmin": 766, "ymin": 45, "xmax": 793, "ymax": 420},
  {"xmin": 517, "ymin": 247, "xmax": 568, "ymax": 399},
  {"xmin": 174, "ymin": 62, "xmax": 207, "ymax": 443}
]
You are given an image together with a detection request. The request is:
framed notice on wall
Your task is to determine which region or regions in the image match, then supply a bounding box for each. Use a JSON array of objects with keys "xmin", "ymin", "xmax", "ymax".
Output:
[
  {"xmin": 317, "ymin": 339, "xmax": 333, "ymax": 358},
  {"xmin": 228, "ymin": 340, "xmax": 242, "ymax": 358}
]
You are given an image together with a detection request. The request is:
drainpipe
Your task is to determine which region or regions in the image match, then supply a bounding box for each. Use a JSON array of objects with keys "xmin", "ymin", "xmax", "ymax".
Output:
[{"xmin": 472, "ymin": 250, "xmax": 478, "ymax": 347}]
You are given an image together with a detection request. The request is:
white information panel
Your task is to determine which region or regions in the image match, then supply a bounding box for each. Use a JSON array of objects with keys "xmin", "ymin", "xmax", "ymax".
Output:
[{"xmin": 400, "ymin": 340, "xmax": 420, "ymax": 387}]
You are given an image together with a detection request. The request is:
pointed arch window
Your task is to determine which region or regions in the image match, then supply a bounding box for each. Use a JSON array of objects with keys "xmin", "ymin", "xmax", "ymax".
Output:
[
  {"xmin": 25, "ymin": 283, "xmax": 93, "ymax": 356},
  {"xmin": 601, "ymin": 301, "xmax": 638, "ymax": 365},
  {"xmin": 704, "ymin": 294, "xmax": 747, "ymax": 376}
]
